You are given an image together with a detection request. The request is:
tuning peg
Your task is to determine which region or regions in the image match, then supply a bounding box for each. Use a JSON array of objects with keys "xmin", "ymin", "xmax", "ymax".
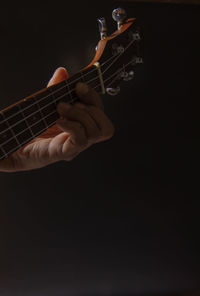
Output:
[
  {"xmin": 98, "ymin": 17, "xmax": 107, "ymax": 40},
  {"xmin": 106, "ymin": 86, "xmax": 120, "ymax": 96},
  {"xmin": 112, "ymin": 8, "xmax": 127, "ymax": 29},
  {"xmin": 121, "ymin": 70, "xmax": 134, "ymax": 81}
]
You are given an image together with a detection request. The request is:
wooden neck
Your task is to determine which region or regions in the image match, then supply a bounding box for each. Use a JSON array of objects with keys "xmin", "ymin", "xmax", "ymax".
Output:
[{"xmin": 0, "ymin": 65, "xmax": 102, "ymax": 160}]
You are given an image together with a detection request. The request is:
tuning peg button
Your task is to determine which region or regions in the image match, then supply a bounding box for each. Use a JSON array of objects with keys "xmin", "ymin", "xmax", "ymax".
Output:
[
  {"xmin": 106, "ymin": 86, "xmax": 120, "ymax": 96},
  {"xmin": 112, "ymin": 8, "xmax": 127, "ymax": 29},
  {"xmin": 122, "ymin": 70, "xmax": 134, "ymax": 81},
  {"xmin": 98, "ymin": 17, "xmax": 107, "ymax": 39}
]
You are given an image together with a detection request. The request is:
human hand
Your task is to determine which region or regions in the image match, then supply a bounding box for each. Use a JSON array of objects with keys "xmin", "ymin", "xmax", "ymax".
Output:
[{"xmin": 0, "ymin": 67, "xmax": 114, "ymax": 172}]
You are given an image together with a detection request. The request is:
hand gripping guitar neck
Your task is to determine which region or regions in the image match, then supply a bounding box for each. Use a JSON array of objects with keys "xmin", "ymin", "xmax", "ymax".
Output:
[{"xmin": 0, "ymin": 7, "xmax": 143, "ymax": 161}]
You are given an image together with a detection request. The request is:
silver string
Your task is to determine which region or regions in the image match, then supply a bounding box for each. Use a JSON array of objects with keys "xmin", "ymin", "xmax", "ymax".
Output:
[
  {"xmin": 0, "ymin": 34, "xmax": 136, "ymax": 160},
  {"xmin": 0, "ymin": 54, "xmax": 118, "ymax": 126},
  {"xmin": 1, "ymin": 83, "xmax": 102, "ymax": 148},
  {"xmin": 102, "ymin": 39, "xmax": 134, "ymax": 75},
  {"xmin": 0, "ymin": 83, "xmax": 102, "ymax": 157},
  {"xmin": 0, "ymin": 58, "xmax": 134, "ymax": 156},
  {"xmin": 0, "ymin": 75, "xmax": 99, "ymax": 137},
  {"xmin": 0, "ymin": 38, "xmax": 134, "ymax": 136},
  {"xmin": 0, "ymin": 73, "xmax": 98, "ymax": 127},
  {"xmin": 0, "ymin": 37, "xmax": 133, "ymax": 128}
]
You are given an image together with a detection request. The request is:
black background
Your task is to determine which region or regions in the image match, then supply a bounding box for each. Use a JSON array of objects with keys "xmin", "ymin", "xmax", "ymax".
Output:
[{"xmin": 0, "ymin": 1, "xmax": 200, "ymax": 295}]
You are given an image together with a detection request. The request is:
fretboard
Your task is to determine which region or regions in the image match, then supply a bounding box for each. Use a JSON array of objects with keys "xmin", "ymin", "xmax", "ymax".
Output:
[{"xmin": 0, "ymin": 66, "xmax": 102, "ymax": 160}]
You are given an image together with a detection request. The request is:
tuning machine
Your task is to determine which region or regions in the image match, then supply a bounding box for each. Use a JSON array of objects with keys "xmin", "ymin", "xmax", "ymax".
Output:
[
  {"xmin": 112, "ymin": 8, "xmax": 127, "ymax": 30},
  {"xmin": 106, "ymin": 87, "xmax": 120, "ymax": 96},
  {"xmin": 97, "ymin": 17, "xmax": 107, "ymax": 40},
  {"xmin": 121, "ymin": 70, "xmax": 134, "ymax": 81}
]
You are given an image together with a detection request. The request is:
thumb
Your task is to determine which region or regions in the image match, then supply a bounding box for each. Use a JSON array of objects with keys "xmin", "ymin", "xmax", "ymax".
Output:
[{"xmin": 47, "ymin": 67, "xmax": 69, "ymax": 87}]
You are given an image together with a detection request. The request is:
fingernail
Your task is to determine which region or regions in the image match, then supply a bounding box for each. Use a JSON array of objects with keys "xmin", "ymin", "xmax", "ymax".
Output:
[
  {"xmin": 76, "ymin": 82, "xmax": 89, "ymax": 96},
  {"xmin": 50, "ymin": 68, "xmax": 59, "ymax": 79}
]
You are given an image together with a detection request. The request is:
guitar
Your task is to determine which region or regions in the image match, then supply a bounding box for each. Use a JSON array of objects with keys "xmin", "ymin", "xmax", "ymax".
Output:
[{"xmin": 0, "ymin": 8, "xmax": 142, "ymax": 161}]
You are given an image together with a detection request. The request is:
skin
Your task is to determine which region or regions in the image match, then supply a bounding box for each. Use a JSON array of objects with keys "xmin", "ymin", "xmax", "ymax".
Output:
[{"xmin": 0, "ymin": 67, "xmax": 114, "ymax": 172}]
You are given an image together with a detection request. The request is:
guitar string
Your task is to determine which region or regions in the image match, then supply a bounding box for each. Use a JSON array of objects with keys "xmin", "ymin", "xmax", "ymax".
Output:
[
  {"xmin": 0, "ymin": 74, "xmax": 100, "ymax": 136},
  {"xmin": 0, "ymin": 38, "xmax": 134, "ymax": 126},
  {"xmin": 0, "ymin": 59, "xmax": 129, "ymax": 142},
  {"xmin": 104, "ymin": 64, "xmax": 134, "ymax": 87},
  {"xmin": 0, "ymin": 78, "xmax": 123, "ymax": 158},
  {"xmin": 0, "ymin": 65, "xmax": 129, "ymax": 147},
  {"xmin": 0, "ymin": 52, "xmax": 121, "ymax": 126},
  {"xmin": 102, "ymin": 39, "xmax": 134, "ymax": 75},
  {"xmin": 0, "ymin": 58, "xmax": 135, "ymax": 157},
  {"xmin": 0, "ymin": 38, "xmax": 134, "ymax": 135},
  {"xmin": 0, "ymin": 68, "xmax": 99, "ymax": 125}
]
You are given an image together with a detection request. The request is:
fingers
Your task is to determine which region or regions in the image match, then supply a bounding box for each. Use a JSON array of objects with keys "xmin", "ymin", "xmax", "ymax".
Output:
[
  {"xmin": 57, "ymin": 119, "xmax": 88, "ymax": 149},
  {"xmin": 76, "ymin": 82, "xmax": 104, "ymax": 110},
  {"xmin": 81, "ymin": 105, "xmax": 115, "ymax": 142},
  {"xmin": 74, "ymin": 83, "xmax": 114, "ymax": 141},
  {"xmin": 57, "ymin": 101, "xmax": 114, "ymax": 146},
  {"xmin": 56, "ymin": 81, "xmax": 114, "ymax": 160},
  {"xmin": 47, "ymin": 67, "xmax": 69, "ymax": 87},
  {"xmin": 57, "ymin": 102, "xmax": 100, "ymax": 143}
]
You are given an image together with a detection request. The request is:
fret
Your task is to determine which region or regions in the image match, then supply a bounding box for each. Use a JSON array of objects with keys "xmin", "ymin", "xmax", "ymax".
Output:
[
  {"xmin": 7, "ymin": 107, "xmax": 32, "ymax": 146},
  {"xmin": 33, "ymin": 95, "xmax": 48, "ymax": 129},
  {"xmin": 0, "ymin": 112, "xmax": 13, "ymax": 148},
  {"xmin": 20, "ymin": 96, "xmax": 46, "ymax": 136},
  {"xmin": 65, "ymin": 79, "xmax": 73, "ymax": 101},
  {"xmin": 0, "ymin": 108, "xmax": 32, "ymax": 151},
  {"xmin": 4, "ymin": 105, "xmax": 23, "ymax": 126},
  {"xmin": 66, "ymin": 73, "xmax": 80, "ymax": 102},
  {"xmin": 48, "ymin": 86, "xmax": 58, "ymax": 107},
  {"xmin": 0, "ymin": 128, "xmax": 13, "ymax": 146},
  {"xmin": 82, "ymin": 66, "xmax": 100, "ymax": 90},
  {"xmin": 50, "ymin": 80, "xmax": 70, "ymax": 104},
  {"xmin": 40, "ymin": 103, "xmax": 56, "ymax": 119},
  {"xmin": 80, "ymin": 70, "xmax": 101, "ymax": 92},
  {"xmin": 36, "ymin": 88, "xmax": 55, "ymax": 109},
  {"xmin": 1, "ymin": 110, "xmax": 20, "ymax": 147},
  {"xmin": 26, "ymin": 111, "xmax": 42, "ymax": 128},
  {"xmin": 88, "ymin": 66, "xmax": 99, "ymax": 86},
  {"xmin": 80, "ymin": 66, "xmax": 103, "ymax": 93},
  {"xmin": 21, "ymin": 97, "xmax": 38, "ymax": 116},
  {"xmin": 31, "ymin": 121, "xmax": 46, "ymax": 135},
  {"xmin": 35, "ymin": 88, "xmax": 58, "ymax": 126},
  {"xmin": 16, "ymin": 128, "xmax": 33, "ymax": 146},
  {"xmin": 0, "ymin": 54, "xmax": 113, "ymax": 161},
  {"xmin": 19, "ymin": 100, "xmax": 34, "ymax": 138},
  {"xmin": 2, "ymin": 138, "xmax": 18, "ymax": 156},
  {"xmin": 0, "ymin": 110, "xmax": 18, "ymax": 155},
  {"xmin": 0, "ymin": 65, "xmax": 103, "ymax": 161},
  {"xmin": 45, "ymin": 111, "xmax": 59, "ymax": 126},
  {"xmin": 0, "ymin": 110, "xmax": 20, "ymax": 157}
]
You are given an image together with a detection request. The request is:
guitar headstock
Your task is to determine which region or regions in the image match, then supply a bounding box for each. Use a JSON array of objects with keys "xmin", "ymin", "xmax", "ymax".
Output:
[{"xmin": 91, "ymin": 8, "xmax": 143, "ymax": 96}]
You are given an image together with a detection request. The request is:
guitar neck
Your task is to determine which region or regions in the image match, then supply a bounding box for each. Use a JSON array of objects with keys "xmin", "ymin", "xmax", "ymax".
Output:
[
  {"xmin": 0, "ymin": 66, "xmax": 102, "ymax": 161},
  {"xmin": 0, "ymin": 13, "xmax": 142, "ymax": 161}
]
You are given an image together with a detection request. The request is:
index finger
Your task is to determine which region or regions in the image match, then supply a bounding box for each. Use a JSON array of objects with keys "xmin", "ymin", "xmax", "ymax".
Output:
[
  {"xmin": 76, "ymin": 82, "xmax": 104, "ymax": 110},
  {"xmin": 47, "ymin": 67, "xmax": 69, "ymax": 87}
]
